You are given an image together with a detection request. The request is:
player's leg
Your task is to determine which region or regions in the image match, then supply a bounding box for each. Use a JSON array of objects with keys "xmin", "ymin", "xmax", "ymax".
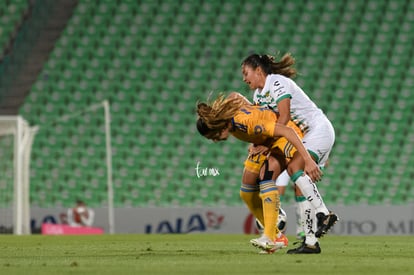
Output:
[
  {"xmin": 287, "ymin": 185, "xmax": 321, "ymax": 254},
  {"xmin": 258, "ymin": 156, "xmax": 281, "ymax": 242},
  {"xmin": 287, "ymin": 152, "xmax": 329, "ymax": 215},
  {"xmin": 275, "ymin": 169, "xmax": 304, "ymax": 238},
  {"xmin": 304, "ymin": 123, "xmax": 338, "ymax": 237},
  {"xmin": 313, "ymin": 161, "xmax": 337, "ymax": 237},
  {"xmin": 240, "ymin": 154, "xmax": 264, "ymax": 226},
  {"xmin": 275, "ymin": 169, "xmax": 289, "ymax": 204},
  {"xmin": 240, "ymin": 169, "xmax": 263, "ymax": 223},
  {"xmin": 287, "ymin": 125, "xmax": 337, "ymax": 254},
  {"xmin": 294, "ymin": 193, "xmax": 306, "ymax": 240},
  {"xmin": 287, "ymin": 133, "xmax": 338, "ymax": 237},
  {"xmin": 276, "ymin": 169, "xmax": 306, "ymax": 240},
  {"xmin": 250, "ymin": 154, "xmax": 287, "ymax": 253},
  {"xmin": 301, "ymin": 126, "xmax": 338, "ymax": 238}
]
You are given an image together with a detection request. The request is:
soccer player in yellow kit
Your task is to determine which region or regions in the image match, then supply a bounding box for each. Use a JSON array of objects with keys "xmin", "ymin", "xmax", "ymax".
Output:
[{"xmin": 196, "ymin": 93, "xmax": 321, "ymax": 253}]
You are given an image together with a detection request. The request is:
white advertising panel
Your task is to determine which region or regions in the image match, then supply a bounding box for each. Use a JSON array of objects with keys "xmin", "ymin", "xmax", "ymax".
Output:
[{"xmin": 15, "ymin": 204, "xmax": 413, "ymax": 235}]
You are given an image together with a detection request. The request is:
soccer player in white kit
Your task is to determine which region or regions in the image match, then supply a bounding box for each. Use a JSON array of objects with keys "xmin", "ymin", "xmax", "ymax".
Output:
[{"xmin": 241, "ymin": 52, "xmax": 338, "ymax": 254}]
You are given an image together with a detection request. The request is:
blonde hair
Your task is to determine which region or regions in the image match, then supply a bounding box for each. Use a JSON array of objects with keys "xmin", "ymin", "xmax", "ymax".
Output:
[{"xmin": 196, "ymin": 94, "xmax": 245, "ymax": 139}]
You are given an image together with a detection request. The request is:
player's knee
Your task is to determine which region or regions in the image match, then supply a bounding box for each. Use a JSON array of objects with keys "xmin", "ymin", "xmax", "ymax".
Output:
[{"xmin": 259, "ymin": 157, "xmax": 281, "ymax": 181}]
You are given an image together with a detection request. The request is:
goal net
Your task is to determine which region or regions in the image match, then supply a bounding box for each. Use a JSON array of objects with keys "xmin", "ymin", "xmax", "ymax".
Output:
[
  {"xmin": 0, "ymin": 116, "xmax": 37, "ymax": 235},
  {"xmin": 29, "ymin": 100, "xmax": 114, "ymax": 234}
]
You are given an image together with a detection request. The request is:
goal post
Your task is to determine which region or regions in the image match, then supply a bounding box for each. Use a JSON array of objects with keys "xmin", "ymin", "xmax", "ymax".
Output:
[
  {"xmin": 0, "ymin": 100, "xmax": 114, "ymax": 235},
  {"xmin": 31, "ymin": 100, "xmax": 115, "ymax": 234},
  {"xmin": 103, "ymin": 100, "xmax": 115, "ymax": 235},
  {"xmin": 0, "ymin": 116, "xmax": 38, "ymax": 235}
]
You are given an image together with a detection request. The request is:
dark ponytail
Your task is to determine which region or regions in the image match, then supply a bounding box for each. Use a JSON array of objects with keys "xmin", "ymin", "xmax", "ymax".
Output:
[{"xmin": 242, "ymin": 52, "xmax": 297, "ymax": 78}]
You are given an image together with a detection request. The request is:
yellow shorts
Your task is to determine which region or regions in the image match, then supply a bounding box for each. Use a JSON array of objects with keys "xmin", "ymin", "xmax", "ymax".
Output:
[{"xmin": 243, "ymin": 137, "xmax": 297, "ymax": 174}]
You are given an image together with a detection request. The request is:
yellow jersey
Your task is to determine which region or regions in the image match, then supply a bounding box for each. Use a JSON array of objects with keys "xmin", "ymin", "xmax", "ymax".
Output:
[
  {"xmin": 230, "ymin": 105, "xmax": 303, "ymax": 174},
  {"xmin": 230, "ymin": 105, "xmax": 302, "ymax": 144}
]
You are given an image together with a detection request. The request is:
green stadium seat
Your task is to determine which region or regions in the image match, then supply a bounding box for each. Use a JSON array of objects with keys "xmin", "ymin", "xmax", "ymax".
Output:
[{"xmin": 11, "ymin": 0, "xmax": 413, "ymax": 207}]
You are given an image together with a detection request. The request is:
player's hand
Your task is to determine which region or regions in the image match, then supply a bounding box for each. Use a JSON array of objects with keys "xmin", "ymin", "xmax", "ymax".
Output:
[
  {"xmin": 248, "ymin": 144, "xmax": 269, "ymax": 156},
  {"xmin": 304, "ymin": 158, "xmax": 323, "ymax": 182}
]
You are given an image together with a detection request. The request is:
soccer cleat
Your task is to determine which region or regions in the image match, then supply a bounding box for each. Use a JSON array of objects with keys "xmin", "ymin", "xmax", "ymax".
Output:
[
  {"xmin": 275, "ymin": 234, "xmax": 289, "ymax": 248},
  {"xmin": 250, "ymin": 235, "xmax": 282, "ymax": 253},
  {"xmin": 254, "ymin": 234, "xmax": 288, "ymax": 254},
  {"xmin": 315, "ymin": 211, "xmax": 339, "ymax": 238},
  {"xmin": 286, "ymin": 241, "xmax": 321, "ymax": 254}
]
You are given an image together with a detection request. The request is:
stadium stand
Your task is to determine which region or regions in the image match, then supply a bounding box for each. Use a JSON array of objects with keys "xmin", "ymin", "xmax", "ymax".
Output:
[
  {"xmin": 0, "ymin": 0, "xmax": 29, "ymax": 56},
  {"xmin": 1, "ymin": 0, "xmax": 412, "ymax": 208},
  {"xmin": 0, "ymin": 0, "xmax": 29, "ymax": 102}
]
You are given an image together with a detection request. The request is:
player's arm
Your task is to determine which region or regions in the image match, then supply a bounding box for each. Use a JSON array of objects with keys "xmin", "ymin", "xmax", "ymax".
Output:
[
  {"xmin": 273, "ymin": 124, "xmax": 322, "ymax": 182},
  {"xmin": 276, "ymin": 97, "xmax": 291, "ymax": 125},
  {"xmin": 269, "ymin": 76, "xmax": 292, "ymax": 125}
]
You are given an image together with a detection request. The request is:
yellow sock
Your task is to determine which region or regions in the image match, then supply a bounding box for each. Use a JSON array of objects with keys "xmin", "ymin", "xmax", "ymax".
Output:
[
  {"xmin": 259, "ymin": 180, "xmax": 280, "ymax": 240},
  {"xmin": 240, "ymin": 184, "xmax": 263, "ymax": 225}
]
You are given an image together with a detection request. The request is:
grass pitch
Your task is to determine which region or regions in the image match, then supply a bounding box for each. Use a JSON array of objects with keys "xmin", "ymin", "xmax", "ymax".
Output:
[{"xmin": 0, "ymin": 234, "xmax": 413, "ymax": 275}]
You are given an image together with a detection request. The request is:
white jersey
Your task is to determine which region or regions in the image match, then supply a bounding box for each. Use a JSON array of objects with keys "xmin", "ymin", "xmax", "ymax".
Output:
[
  {"xmin": 253, "ymin": 74, "xmax": 326, "ymax": 133},
  {"xmin": 253, "ymin": 74, "xmax": 335, "ymax": 165}
]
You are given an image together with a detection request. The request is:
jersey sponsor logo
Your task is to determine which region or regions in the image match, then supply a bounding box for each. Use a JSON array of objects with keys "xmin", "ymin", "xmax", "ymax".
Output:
[
  {"xmin": 272, "ymin": 81, "xmax": 285, "ymax": 97},
  {"xmin": 276, "ymin": 88, "xmax": 285, "ymax": 97}
]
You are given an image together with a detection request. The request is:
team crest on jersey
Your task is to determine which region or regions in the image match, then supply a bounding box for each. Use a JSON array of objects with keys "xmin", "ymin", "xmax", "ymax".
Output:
[
  {"xmin": 265, "ymin": 91, "xmax": 276, "ymax": 105},
  {"xmin": 254, "ymin": 125, "xmax": 263, "ymax": 135}
]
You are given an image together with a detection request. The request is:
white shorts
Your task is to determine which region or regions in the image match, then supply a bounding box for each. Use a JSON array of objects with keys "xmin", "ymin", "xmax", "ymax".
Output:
[
  {"xmin": 276, "ymin": 116, "xmax": 334, "ymax": 187},
  {"xmin": 302, "ymin": 117, "xmax": 335, "ymax": 166}
]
